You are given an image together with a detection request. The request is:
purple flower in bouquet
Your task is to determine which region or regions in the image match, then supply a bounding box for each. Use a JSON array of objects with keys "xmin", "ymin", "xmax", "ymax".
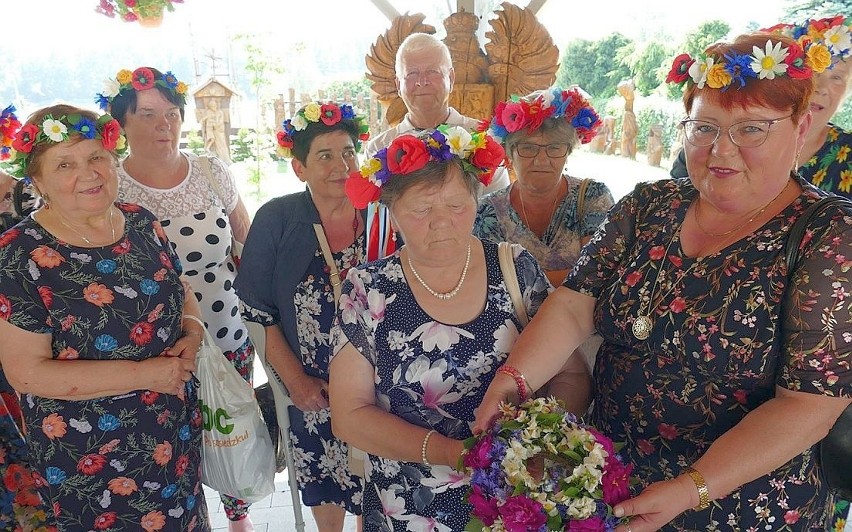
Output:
[
  {"xmin": 498, "ymin": 495, "xmax": 548, "ymax": 532},
  {"xmin": 468, "ymin": 485, "xmax": 499, "ymax": 526}
]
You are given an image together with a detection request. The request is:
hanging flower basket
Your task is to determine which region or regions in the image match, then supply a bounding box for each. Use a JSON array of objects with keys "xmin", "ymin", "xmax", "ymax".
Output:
[{"xmin": 95, "ymin": 0, "xmax": 183, "ymax": 26}]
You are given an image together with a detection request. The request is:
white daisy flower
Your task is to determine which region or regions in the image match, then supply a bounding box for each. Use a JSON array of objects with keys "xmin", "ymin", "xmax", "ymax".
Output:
[
  {"xmin": 103, "ymin": 77, "xmax": 122, "ymax": 98},
  {"xmin": 443, "ymin": 126, "xmax": 473, "ymax": 157},
  {"xmin": 291, "ymin": 114, "xmax": 309, "ymax": 131},
  {"xmin": 688, "ymin": 57, "xmax": 714, "ymax": 89},
  {"xmin": 824, "ymin": 24, "xmax": 852, "ymax": 55},
  {"xmin": 750, "ymin": 40, "xmax": 789, "ymax": 80},
  {"xmin": 41, "ymin": 118, "xmax": 67, "ymax": 142}
]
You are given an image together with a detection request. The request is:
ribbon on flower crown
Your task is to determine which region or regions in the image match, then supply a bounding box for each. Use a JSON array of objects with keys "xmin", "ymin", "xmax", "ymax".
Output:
[{"xmin": 366, "ymin": 203, "xmax": 396, "ymax": 261}]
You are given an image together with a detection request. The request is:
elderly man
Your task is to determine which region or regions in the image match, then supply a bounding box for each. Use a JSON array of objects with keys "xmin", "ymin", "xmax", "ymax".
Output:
[{"xmin": 367, "ymin": 32, "xmax": 510, "ymax": 195}]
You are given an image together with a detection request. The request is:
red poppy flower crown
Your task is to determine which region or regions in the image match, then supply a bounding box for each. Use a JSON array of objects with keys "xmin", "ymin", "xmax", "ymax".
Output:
[
  {"xmin": 95, "ymin": 67, "xmax": 189, "ymax": 111},
  {"xmin": 344, "ymin": 125, "xmax": 505, "ymax": 209},
  {"xmin": 665, "ymin": 38, "xmax": 820, "ymax": 91},
  {"xmin": 275, "ymin": 101, "xmax": 370, "ymax": 159},
  {"xmin": 0, "ymin": 104, "xmax": 127, "ymax": 179},
  {"xmin": 486, "ymin": 87, "xmax": 601, "ymax": 146}
]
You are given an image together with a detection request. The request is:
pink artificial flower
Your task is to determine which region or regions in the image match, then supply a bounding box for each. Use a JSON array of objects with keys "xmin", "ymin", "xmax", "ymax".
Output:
[
  {"xmin": 468, "ymin": 485, "xmax": 499, "ymax": 526},
  {"xmin": 568, "ymin": 516, "xmax": 607, "ymax": 531},
  {"xmin": 601, "ymin": 458, "xmax": 633, "ymax": 506},
  {"xmin": 463, "ymin": 434, "xmax": 493, "ymax": 469},
  {"xmin": 499, "ymin": 102, "xmax": 529, "ymax": 133},
  {"xmin": 497, "ymin": 495, "xmax": 547, "ymax": 532}
]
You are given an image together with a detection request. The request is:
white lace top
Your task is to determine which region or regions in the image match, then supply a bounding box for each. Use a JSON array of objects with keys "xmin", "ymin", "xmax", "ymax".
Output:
[{"xmin": 117, "ymin": 152, "xmax": 247, "ymax": 353}]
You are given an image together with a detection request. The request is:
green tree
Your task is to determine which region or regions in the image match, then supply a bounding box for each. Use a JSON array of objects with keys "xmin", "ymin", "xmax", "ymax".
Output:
[
  {"xmin": 556, "ymin": 34, "xmax": 633, "ymax": 102},
  {"xmin": 783, "ymin": 0, "xmax": 850, "ymax": 21},
  {"xmin": 664, "ymin": 20, "xmax": 731, "ymax": 99},
  {"xmin": 617, "ymin": 40, "xmax": 670, "ymax": 96}
]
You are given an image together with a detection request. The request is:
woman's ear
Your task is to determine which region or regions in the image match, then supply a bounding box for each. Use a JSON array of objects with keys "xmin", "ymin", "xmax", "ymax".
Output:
[{"xmin": 291, "ymin": 158, "xmax": 306, "ymax": 182}]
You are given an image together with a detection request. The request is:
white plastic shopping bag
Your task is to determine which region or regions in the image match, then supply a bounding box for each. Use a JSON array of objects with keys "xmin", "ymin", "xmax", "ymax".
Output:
[{"xmin": 196, "ymin": 327, "xmax": 276, "ymax": 503}]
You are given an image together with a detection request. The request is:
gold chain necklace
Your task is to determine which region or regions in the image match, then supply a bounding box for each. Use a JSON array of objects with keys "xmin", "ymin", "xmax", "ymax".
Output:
[
  {"xmin": 517, "ymin": 179, "xmax": 562, "ymax": 236},
  {"xmin": 407, "ymin": 242, "xmax": 472, "ymax": 300},
  {"xmin": 632, "ymin": 218, "xmax": 690, "ymax": 341},
  {"xmin": 56, "ymin": 207, "xmax": 116, "ymax": 246},
  {"xmin": 693, "ymin": 180, "xmax": 790, "ymax": 237}
]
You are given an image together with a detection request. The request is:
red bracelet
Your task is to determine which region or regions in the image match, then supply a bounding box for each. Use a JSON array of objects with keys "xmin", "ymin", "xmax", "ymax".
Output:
[{"xmin": 497, "ymin": 365, "xmax": 529, "ymax": 402}]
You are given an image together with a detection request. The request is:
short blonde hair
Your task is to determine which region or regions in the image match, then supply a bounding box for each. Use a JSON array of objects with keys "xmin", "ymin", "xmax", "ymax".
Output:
[{"xmin": 395, "ymin": 33, "xmax": 453, "ymax": 79}]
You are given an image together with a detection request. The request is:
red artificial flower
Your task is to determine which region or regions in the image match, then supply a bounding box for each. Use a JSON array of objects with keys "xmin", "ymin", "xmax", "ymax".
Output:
[
  {"xmin": 358, "ymin": 131, "xmax": 370, "ymax": 141},
  {"xmin": 94, "ymin": 512, "xmax": 118, "ymax": 530},
  {"xmin": 470, "ymin": 136, "xmax": 506, "ymax": 182},
  {"xmin": 38, "ymin": 286, "xmax": 53, "ymax": 308},
  {"xmin": 129, "ymin": 321, "xmax": 154, "ymax": 346},
  {"xmin": 276, "ymin": 131, "xmax": 292, "ymax": 148},
  {"xmin": 345, "ymin": 174, "xmax": 382, "ymax": 209},
  {"xmin": 124, "ymin": 0, "xmax": 137, "ymax": 6},
  {"xmin": 387, "ymin": 135, "xmax": 430, "ymax": 175},
  {"xmin": 101, "ymin": 119, "xmax": 121, "ymax": 151},
  {"xmin": 666, "ymin": 53, "xmax": 694, "ymax": 84},
  {"xmin": 77, "ymin": 454, "xmax": 107, "ymax": 475},
  {"xmin": 131, "ymin": 67, "xmax": 156, "ymax": 91},
  {"xmin": 0, "ymin": 228, "xmax": 19, "ymax": 247},
  {"xmin": 525, "ymin": 97, "xmax": 555, "ymax": 132},
  {"xmin": 784, "ymin": 43, "xmax": 812, "ymax": 79},
  {"xmin": 12, "ymin": 124, "xmax": 39, "ymax": 153},
  {"xmin": 499, "ymin": 101, "xmax": 529, "ymax": 133},
  {"xmin": 0, "ymin": 294, "xmax": 11, "ymax": 321},
  {"xmin": 319, "ymin": 104, "xmax": 342, "ymax": 126}
]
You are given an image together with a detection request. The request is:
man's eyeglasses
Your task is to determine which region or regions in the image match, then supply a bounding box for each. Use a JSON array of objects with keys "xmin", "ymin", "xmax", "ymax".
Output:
[
  {"xmin": 514, "ymin": 143, "xmax": 570, "ymax": 159},
  {"xmin": 402, "ymin": 70, "xmax": 445, "ymax": 83},
  {"xmin": 680, "ymin": 116, "xmax": 792, "ymax": 148}
]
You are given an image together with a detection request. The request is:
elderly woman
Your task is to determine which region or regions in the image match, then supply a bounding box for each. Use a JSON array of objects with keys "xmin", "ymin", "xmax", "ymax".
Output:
[
  {"xmin": 670, "ymin": 16, "xmax": 852, "ymax": 202},
  {"xmin": 98, "ymin": 67, "xmax": 254, "ymax": 529},
  {"xmin": 474, "ymin": 32, "xmax": 852, "ymax": 531},
  {"xmin": 0, "ymin": 104, "xmax": 208, "ymax": 530},
  {"xmin": 234, "ymin": 102, "xmax": 369, "ymax": 532},
  {"xmin": 328, "ymin": 126, "xmax": 551, "ymax": 531}
]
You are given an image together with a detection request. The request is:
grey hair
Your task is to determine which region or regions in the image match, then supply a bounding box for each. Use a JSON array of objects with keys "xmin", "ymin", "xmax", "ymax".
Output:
[
  {"xmin": 395, "ymin": 33, "xmax": 453, "ymax": 79},
  {"xmin": 381, "ymin": 158, "xmax": 481, "ymax": 210}
]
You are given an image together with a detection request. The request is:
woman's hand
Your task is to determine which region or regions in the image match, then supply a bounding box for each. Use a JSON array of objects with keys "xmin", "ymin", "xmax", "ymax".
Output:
[
  {"xmin": 288, "ymin": 373, "xmax": 330, "ymax": 412},
  {"xmin": 613, "ymin": 476, "xmax": 696, "ymax": 532},
  {"xmin": 472, "ymin": 372, "xmax": 519, "ymax": 434},
  {"xmin": 145, "ymin": 356, "xmax": 197, "ymax": 400},
  {"xmin": 166, "ymin": 331, "xmax": 202, "ymax": 360}
]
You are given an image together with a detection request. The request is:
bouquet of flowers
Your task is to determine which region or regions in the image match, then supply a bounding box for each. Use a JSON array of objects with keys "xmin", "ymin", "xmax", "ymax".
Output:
[
  {"xmin": 462, "ymin": 397, "xmax": 632, "ymax": 532},
  {"xmin": 95, "ymin": 0, "xmax": 183, "ymax": 23}
]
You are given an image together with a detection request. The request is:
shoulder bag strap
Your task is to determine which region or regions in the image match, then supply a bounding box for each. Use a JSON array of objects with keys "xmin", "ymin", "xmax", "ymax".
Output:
[
  {"xmin": 197, "ymin": 155, "xmax": 222, "ymax": 203},
  {"xmin": 312, "ymin": 224, "xmax": 342, "ymax": 305},
  {"xmin": 498, "ymin": 242, "xmax": 528, "ymax": 327},
  {"xmin": 785, "ymin": 195, "xmax": 852, "ymax": 283},
  {"xmin": 576, "ymin": 178, "xmax": 591, "ymax": 223}
]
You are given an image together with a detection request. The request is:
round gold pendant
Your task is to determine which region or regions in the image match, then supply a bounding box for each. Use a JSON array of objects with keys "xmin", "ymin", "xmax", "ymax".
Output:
[{"xmin": 632, "ymin": 315, "xmax": 652, "ymax": 340}]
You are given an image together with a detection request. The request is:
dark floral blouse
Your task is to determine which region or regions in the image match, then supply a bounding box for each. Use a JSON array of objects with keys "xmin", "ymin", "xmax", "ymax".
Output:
[{"xmin": 565, "ymin": 176, "xmax": 852, "ymax": 531}]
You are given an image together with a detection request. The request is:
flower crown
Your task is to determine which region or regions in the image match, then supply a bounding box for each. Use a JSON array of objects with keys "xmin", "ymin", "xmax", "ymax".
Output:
[
  {"xmin": 275, "ymin": 101, "xmax": 370, "ymax": 159},
  {"xmin": 0, "ymin": 105, "xmax": 127, "ymax": 178},
  {"xmin": 666, "ymin": 38, "xmax": 819, "ymax": 91},
  {"xmin": 762, "ymin": 16, "xmax": 852, "ymax": 65},
  {"xmin": 95, "ymin": 67, "xmax": 189, "ymax": 111},
  {"xmin": 345, "ymin": 125, "xmax": 505, "ymax": 209},
  {"xmin": 486, "ymin": 87, "xmax": 601, "ymax": 145}
]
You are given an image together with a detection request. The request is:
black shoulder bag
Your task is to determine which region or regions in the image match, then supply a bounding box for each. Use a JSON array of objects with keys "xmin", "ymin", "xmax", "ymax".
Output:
[{"xmin": 785, "ymin": 195, "xmax": 852, "ymax": 501}]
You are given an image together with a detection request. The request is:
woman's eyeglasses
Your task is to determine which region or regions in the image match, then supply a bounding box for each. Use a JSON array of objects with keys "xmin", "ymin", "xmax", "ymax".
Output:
[
  {"xmin": 680, "ymin": 116, "xmax": 792, "ymax": 148},
  {"xmin": 514, "ymin": 143, "xmax": 570, "ymax": 158}
]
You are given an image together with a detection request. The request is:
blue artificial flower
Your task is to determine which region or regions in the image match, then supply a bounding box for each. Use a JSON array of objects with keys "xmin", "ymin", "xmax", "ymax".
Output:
[
  {"xmin": 98, "ymin": 413, "xmax": 121, "ymax": 431},
  {"xmin": 73, "ymin": 117, "xmax": 97, "ymax": 139},
  {"xmin": 45, "ymin": 466, "xmax": 67, "ymax": 485},
  {"xmin": 572, "ymin": 108, "xmax": 599, "ymax": 130},
  {"xmin": 179, "ymin": 424, "xmax": 191, "ymax": 441},
  {"xmin": 139, "ymin": 279, "xmax": 160, "ymax": 296},
  {"xmin": 96, "ymin": 259, "xmax": 117, "ymax": 274},
  {"xmin": 552, "ymin": 93, "xmax": 572, "ymax": 117},
  {"xmin": 161, "ymin": 483, "xmax": 177, "ymax": 498},
  {"xmin": 94, "ymin": 334, "xmax": 118, "ymax": 352},
  {"xmin": 374, "ymin": 148, "xmax": 391, "ymax": 184},
  {"xmin": 94, "ymin": 93, "xmax": 111, "ymax": 111},
  {"xmin": 489, "ymin": 123, "xmax": 509, "ymax": 142},
  {"xmin": 340, "ymin": 104, "xmax": 355, "ymax": 120},
  {"xmin": 723, "ymin": 52, "xmax": 757, "ymax": 89},
  {"xmin": 162, "ymin": 71, "xmax": 179, "ymax": 89},
  {"xmin": 186, "ymin": 494, "xmax": 196, "ymax": 511}
]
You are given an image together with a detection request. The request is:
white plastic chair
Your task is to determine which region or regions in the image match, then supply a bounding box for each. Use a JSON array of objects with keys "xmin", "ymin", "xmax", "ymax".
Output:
[{"xmin": 247, "ymin": 321, "xmax": 305, "ymax": 532}]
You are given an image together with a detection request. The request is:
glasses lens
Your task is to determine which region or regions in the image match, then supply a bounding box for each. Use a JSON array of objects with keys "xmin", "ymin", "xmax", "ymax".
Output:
[
  {"xmin": 730, "ymin": 121, "xmax": 771, "ymax": 148},
  {"xmin": 515, "ymin": 144, "xmax": 540, "ymax": 158},
  {"xmin": 544, "ymin": 144, "xmax": 569, "ymax": 157},
  {"xmin": 683, "ymin": 121, "xmax": 719, "ymax": 147}
]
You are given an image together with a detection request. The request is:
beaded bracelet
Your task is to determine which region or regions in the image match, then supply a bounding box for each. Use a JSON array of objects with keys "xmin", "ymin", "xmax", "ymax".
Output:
[
  {"xmin": 421, "ymin": 429, "xmax": 437, "ymax": 466},
  {"xmin": 496, "ymin": 365, "xmax": 529, "ymax": 402},
  {"xmin": 684, "ymin": 466, "xmax": 710, "ymax": 511}
]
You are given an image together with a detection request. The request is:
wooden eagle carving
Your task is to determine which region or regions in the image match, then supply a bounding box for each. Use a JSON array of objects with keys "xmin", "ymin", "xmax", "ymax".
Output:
[{"xmin": 365, "ymin": 2, "xmax": 559, "ymax": 127}]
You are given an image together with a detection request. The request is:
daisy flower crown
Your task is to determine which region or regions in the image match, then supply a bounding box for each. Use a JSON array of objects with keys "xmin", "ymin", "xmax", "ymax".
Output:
[
  {"xmin": 344, "ymin": 125, "xmax": 506, "ymax": 209},
  {"xmin": 95, "ymin": 67, "xmax": 189, "ymax": 111},
  {"xmin": 487, "ymin": 87, "xmax": 602, "ymax": 145},
  {"xmin": 275, "ymin": 101, "xmax": 370, "ymax": 159},
  {"xmin": 762, "ymin": 16, "xmax": 852, "ymax": 65},
  {"xmin": 666, "ymin": 38, "xmax": 818, "ymax": 91},
  {"xmin": 0, "ymin": 104, "xmax": 127, "ymax": 179}
]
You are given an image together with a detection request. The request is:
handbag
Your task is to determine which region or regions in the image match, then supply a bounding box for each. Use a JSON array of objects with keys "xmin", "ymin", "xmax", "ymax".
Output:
[
  {"xmin": 197, "ymin": 155, "xmax": 242, "ymax": 266},
  {"xmin": 189, "ymin": 315, "xmax": 276, "ymax": 502},
  {"xmin": 785, "ymin": 194, "xmax": 852, "ymax": 500},
  {"xmin": 253, "ymin": 382, "xmax": 287, "ymax": 473}
]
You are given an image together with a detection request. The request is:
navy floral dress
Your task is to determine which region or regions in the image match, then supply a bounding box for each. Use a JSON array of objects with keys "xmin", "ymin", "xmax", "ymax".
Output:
[
  {"xmin": 0, "ymin": 204, "xmax": 209, "ymax": 532},
  {"xmin": 800, "ymin": 123, "xmax": 852, "ymax": 200},
  {"xmin": 331, "ymin": 241, "xmax": 551, "ymax": 532},
  {"xmin": 566, "ymin": 177, "xmax": 852, "ymax": 531}
]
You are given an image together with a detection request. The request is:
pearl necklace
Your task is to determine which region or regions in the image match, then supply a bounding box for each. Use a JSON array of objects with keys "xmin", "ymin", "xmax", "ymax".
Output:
[
  {"xmin": 407, "ymin": 242, "xmax": 472, "ymax": 300},
  {"xmin": 57, "ymin": 207, "xmax": 117, "ymax": 246}
]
